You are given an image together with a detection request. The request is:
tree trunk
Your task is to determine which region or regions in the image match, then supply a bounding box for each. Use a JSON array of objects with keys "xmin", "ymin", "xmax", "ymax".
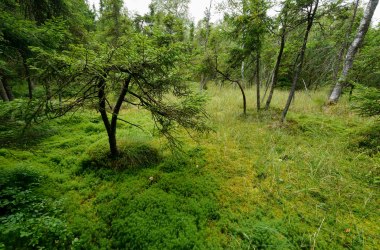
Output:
[
  {"xmin": 98, "ymin": 75, "xmax": 118, "ymax": 157},
  {"xmin": 23, "ymin": 58, "xmax": 34, "ymax": 99},
  {"xmin": 256, "ymin": 51, "xmax": 261, "ymax": 111},
  {"xmin": 332, "ymin": 0, "xmax": 359, "ymax": 83},
  {"xmin": 237, "ymin": 80, "xmax": 247, "ymax": 115},
  {"xmin": 265, "ymin": 27, "xmax": 286, "ymax": 109},
  {"xmin": 261, "ymin": 69, "xmax": 273, "ymax": 103},
  {"xmin": 2, "ymin": 77, "xmax": 14, "ymax": 101},
  {"xmin": 200, "ymin": 0, "xmax": 213, "ymax": 92},
  {"xmin": 98, "ymin": 74, "xmax": 132, "ymax": 158},
  {"xmin": 200, "ymin": 73, "xmax": 207, "ymax": 91},
  {"xmin": 281, "ymin": 0, "xmax": 319, "ymax": 122},
  {"xmin": 328, "ymin": 0, "xmax": 379, "ymax": 104},
  {"xmin": 110, "ymin": 75, "xmax": 132, "ymax": 136},
  {"xmin": 241, "ymin": 61, "xmax": 245, "ymax": 87},
  {"xmin": 215, "ymin": 67, "xmax": 246, "ymax": 115},
  {"xmin": 0, "ymin": 78, "xmax": 9, "ymax": 102}
]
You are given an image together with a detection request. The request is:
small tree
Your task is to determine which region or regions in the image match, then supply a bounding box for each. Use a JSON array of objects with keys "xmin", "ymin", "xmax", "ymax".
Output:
[
  {"xmin": 30, "ymin": 31, "xmax": 208, "ymax": 157},
  {"xmin": 351, "ymin": 84, "xmax": 380, "ymax": 118}
]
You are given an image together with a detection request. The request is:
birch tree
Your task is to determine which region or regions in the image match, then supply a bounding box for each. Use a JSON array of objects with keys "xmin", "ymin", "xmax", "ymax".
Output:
[{"xmin": 328, "ymin": 0, "xmax": 379, "ymax": 104}]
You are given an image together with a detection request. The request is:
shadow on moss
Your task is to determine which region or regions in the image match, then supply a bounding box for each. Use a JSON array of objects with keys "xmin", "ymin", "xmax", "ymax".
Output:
[{"xmin": 80, "ymin": 143, "xmax": 162, "ymax": 174}]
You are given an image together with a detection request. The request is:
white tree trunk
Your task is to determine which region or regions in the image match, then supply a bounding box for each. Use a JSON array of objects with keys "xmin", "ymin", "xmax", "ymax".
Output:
[
  {"xmin": 241, "ymin": 61, "xmax": 245, "ymax": 85},
  {"xmin": 328, "ymin": 0, "xmax": 379, "ymax": 104}
]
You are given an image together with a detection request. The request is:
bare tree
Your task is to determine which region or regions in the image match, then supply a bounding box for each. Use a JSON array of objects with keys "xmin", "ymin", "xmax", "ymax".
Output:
[{"xmin": 328, "ymin": 0, "xmax": 379, "ymax": 104}]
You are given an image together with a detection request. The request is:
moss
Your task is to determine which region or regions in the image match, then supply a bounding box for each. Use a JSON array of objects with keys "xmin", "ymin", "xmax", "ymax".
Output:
[{"xmin": 0, "ymin": 88, "xmax": 379, "ymax": 249}]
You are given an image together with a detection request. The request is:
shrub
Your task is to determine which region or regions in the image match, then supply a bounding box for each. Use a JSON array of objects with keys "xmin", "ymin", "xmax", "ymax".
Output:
[
  {"xmin": 0, "ymin": 166, "xmax": 72, "ymax": 249},
  {"xmin": 351, "ymin": 84, "xmax": 380, "ymax": 118}
]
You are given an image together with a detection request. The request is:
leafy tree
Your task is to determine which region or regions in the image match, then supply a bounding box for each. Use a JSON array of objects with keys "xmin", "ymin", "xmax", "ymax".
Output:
[
  {"xmin": 30, "ymin": 28, "xmax": 208, "ymax": 158},
  {"xmin": 351, "ymin": 27, "xmax": 380, "ymax": 88},
  {"xmin": 225, "ymin": 0, "xmax": 269, "ymax": 111},
  {"xmin": 150, "ymin": 0, "xmax": 190, "ymax": 19},
  {"xmin": 0, "ymin": 0, "xmax": 94, "ymax": 100}
]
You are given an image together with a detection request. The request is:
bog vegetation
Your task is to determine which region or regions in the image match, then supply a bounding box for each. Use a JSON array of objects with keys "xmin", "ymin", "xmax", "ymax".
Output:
[{"xmin": 0, "ymin": 0, "xmax": 379, "ymax": 249}]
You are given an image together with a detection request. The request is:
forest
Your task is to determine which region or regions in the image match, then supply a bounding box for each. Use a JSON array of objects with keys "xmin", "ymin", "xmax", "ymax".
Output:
[{"xmin": 0, "ymin": 0, "xmax": 379, "ymax": 248}]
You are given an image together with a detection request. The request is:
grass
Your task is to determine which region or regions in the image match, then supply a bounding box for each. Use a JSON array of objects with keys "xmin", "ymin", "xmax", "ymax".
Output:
[{"xmin": 0, "ymin": 85, "xmax": 379, "ymax": 249}]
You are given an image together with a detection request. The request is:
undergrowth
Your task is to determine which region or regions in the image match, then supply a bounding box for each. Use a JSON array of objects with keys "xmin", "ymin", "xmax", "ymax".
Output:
[{"xmin": 0, "ymin": 87, "xmax": 379, "ymax": 249}]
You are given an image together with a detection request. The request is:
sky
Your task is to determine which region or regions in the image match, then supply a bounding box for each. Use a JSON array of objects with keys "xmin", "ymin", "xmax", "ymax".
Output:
[
  {"xmin": 88, "ymin": 0, "xmax": 380, "ymax": 24},
  {"xmin": 89, "ymin": 0, "xmax": 224, "ymax": 22}
]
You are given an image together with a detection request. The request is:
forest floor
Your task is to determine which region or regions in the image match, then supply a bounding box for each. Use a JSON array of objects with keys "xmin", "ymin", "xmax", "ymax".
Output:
[{"xmin": 0, "ymin": 86, "xmax": 379, "ymax": 249}]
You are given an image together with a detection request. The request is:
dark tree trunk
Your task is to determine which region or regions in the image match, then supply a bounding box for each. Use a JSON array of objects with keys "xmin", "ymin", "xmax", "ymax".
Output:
[
  {"xmin": 281, "ymin": 0, "xmax": 319, "ymax": 122},
  {"xmin": 237, "ymin": 80, "xmax": 247, "ymax": 115},
  {"xmin": 98, "ymin": 74, "xmax": 132, "ymax": 158},
  {"xmin": 266, "ymin": 27, "xmax": 286, "ymax": 110},
  {"xmin": 23, "ymin": 58, "xmax": 34, "ymax": 99},
  {"xmin": 0, "ymin": 78, "xmax": 9, "ymax": 102},
  {"xmin": 215, "ymin": 67, "xmax": 246, "ymax": 115},
  {"xmin": 328, "ymin": 0, "xmax": 379, "ymax": 104},
  {"xmin": 98, "ymin": 76, "xmax": 117, "ymax": 157},
  {"xmin": 110, "ymin": 75, "xmax": 132, "ymax": 136},
  {"xmin": 256, "ymin": 51, "xmax": 261, "ymax": 111},
  {"xmin": 2, "ymin": 77, "xmax": 14, "ymax": 101}
]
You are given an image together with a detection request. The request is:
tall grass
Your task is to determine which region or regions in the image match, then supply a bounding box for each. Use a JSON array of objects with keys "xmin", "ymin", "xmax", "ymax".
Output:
[{"xmin": 197, "ymin": 85, "xmax": 379, "ymax": 249}]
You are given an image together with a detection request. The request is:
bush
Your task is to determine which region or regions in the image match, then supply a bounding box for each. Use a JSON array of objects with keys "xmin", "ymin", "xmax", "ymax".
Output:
[
  {"xmin": 351, "ymin": 84, "xmax": 380, "ymax": 118},
  {"xmin": 0, "ymin": 166, "xmax": 72, "ymax": 249}
]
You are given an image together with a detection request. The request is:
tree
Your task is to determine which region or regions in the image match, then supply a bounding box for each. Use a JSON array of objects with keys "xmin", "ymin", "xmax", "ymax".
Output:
[
  {"xmin": 30, "ymin": 28, "xmax": 208, "ymax": 157},
  {"xmin": 265, "ymin": 0, "xmax": 294, "ymax": 109},
  {"xmin": 0, "ymin": 0, "xmax": 94, "ymax": 100},
  {"xmin": 150, "ymin": 0, "xmax": 190, "ymax": 19},
  {"xmin": 351, "ymin": 84, "xmax": 380, "ymax": 118},
  {"xmin": 98, "ymin": 0, "xmax": 125, "ymax": 43},
  {"xmin": 199, "ymin": 0, "xmax": 213, "ymax": 91},
  {"xmin": 328, "ymin": 0, "xmax": 379, "ymax": 104},
  {"xmin": 331, "ymin": 0, "xmax": 360, "ymax": 84},
  {"xmin": 226, "ymin": 0, "xmax": 268, "ymax": 111},
  {"xmin": 351, "ymin": 27, "xmax": 380, "ymax": 88},
  {"xmin": 281, "ymin": 0, "xmax": 319, "ymax": 122}
]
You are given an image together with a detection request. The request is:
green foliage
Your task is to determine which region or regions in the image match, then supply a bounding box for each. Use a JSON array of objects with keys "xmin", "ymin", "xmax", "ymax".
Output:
[
  {"xmin": 0, "ymin": 0, "xmax": 94, "ymax": 101},
  {"xmin": 351, "ymin": 84, "xmax": 380, "ymax": 118},
  {"xmin": 0, "ymin": 100, "xmax": 56, "ymax": 147},
  {"xmin": 1, "ymin": 88, "xmax": 380, "ymax": 248},
  {"xmin": 352, "ymin": 28, "xmax": 380, "ymax": 88},
  {"xmin": 0, "ymin": 166, "xmax": 72, "ymax": 249},
  {"xmin": 1, "ymin": 0, "xmax": 380, "ymax": 249}
]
